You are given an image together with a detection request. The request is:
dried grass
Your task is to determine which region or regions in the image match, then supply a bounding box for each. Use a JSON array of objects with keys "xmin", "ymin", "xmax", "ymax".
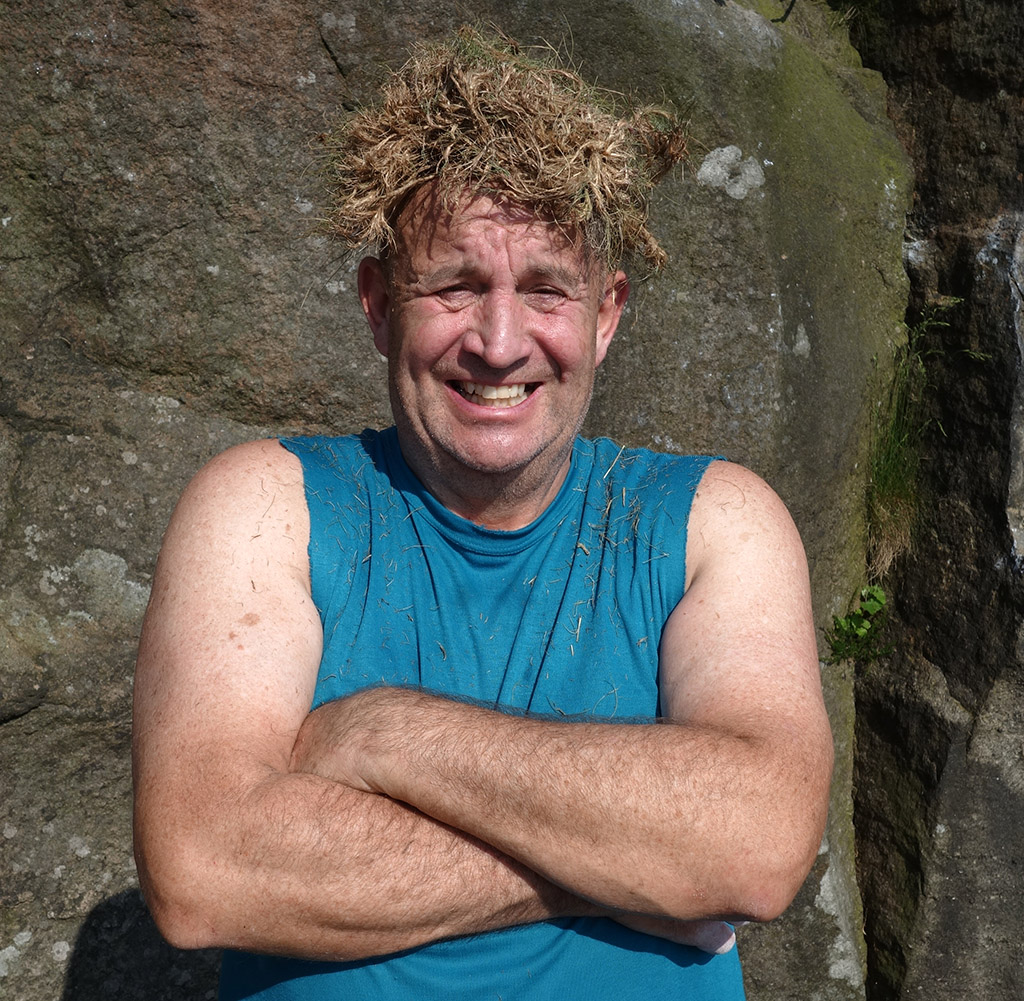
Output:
[{"xmin": 317, "ymin": 27, "xmax": 688, "ymax": 275}]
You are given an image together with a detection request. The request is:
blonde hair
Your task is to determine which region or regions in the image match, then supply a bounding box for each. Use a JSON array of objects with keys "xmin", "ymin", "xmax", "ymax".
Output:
[{"xmin": 318, "ymin": 27, "xmax": 687, "ymax": 274}]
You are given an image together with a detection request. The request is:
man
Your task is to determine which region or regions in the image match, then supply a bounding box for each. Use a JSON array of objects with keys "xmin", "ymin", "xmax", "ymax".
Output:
[{"xmin": 132, "ymin": 29, "xmax": 832, "ymax": 1000}]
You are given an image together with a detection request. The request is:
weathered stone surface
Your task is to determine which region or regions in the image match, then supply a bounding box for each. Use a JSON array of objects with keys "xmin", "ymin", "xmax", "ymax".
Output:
[
  {"xmin": 899, "ymin": 675, "xmax": 1024, "ymax": 998},
  {"xmin": 1, "ymin": 1, "xmax": 912, "ymax": 998},
  {"xmin": 848, "ymin": 1, "xmax": 1024, "ymax": 998}
]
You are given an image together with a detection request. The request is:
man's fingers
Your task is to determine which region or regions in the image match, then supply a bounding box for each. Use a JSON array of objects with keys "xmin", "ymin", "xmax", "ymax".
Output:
[
  {"xmin": 678, "ymin": 919, "xmax": 736, "ymax": 954},
  {"xmin": 613, "ymin": 915, "xmax": 737, "ymax": 954}
]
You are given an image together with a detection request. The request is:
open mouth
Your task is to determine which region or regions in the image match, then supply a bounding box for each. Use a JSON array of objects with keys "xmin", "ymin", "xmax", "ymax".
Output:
[{"xmin": 453, "ymin": 381, "xmax": 536, "ymax": 408}]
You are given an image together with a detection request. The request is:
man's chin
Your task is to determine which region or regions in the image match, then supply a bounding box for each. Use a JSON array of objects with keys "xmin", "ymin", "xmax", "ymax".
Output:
[
  {"xmin": 442, "ymin": 445, "xmax": 544, "ymax": 478},
  {"xmin": 413, "ymin": 432, "xmax": 571, "ymax": 484}
]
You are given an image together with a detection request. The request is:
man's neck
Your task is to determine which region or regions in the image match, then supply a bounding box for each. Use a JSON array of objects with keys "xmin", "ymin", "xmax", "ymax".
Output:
[{"xmin": 396, "ymin": 434, "xmax": 574, "ymax": 531}]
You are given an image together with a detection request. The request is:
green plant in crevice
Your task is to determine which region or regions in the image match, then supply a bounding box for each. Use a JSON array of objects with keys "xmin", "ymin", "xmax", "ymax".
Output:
[
  {"xmin": 825, "ymin": 585, "xmax": 889, "ymax": 663},
  {"xmin": 866, "ymin": 298, "xmax": 960, "ymax": 579}
]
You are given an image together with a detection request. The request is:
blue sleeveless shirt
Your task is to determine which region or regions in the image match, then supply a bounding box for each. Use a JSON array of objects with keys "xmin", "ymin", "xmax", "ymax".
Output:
[{"xmin": 219, "ymin": 429, "xmax": 745, "ymax": 1000}]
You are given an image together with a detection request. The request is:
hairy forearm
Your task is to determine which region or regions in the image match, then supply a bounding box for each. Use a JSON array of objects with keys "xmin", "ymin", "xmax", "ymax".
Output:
[
  {"xmin": 136, "ymin": 763, "xmax": 593, "ymax": 959},
  {"xmin": 292, "ymin": 687, "xmax": 827, "ymax": 923}
]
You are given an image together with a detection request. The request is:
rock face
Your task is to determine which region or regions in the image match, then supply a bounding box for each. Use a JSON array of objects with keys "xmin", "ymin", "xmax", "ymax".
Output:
[
  {"xmin": 1, "ymin": 2, "xmax": 910, "ymax": 998},
  {"xmin": 846, "ymin": 2, "xmax": 1024, "ymax": 999}
]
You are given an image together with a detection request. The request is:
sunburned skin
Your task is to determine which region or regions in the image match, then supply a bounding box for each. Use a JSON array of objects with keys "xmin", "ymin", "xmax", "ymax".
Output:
[{"xmin": 357, "ymin": 188, "xmax": 630, "ymax": 527}]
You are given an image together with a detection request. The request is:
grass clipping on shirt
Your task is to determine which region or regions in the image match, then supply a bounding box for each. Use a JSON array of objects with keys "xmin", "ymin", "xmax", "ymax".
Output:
[{"xmin": 317, "ymin": 27, "xmax": 688, "ymax": 275}]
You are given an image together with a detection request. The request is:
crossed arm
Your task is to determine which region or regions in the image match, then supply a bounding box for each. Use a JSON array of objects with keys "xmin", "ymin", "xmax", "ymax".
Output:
[{"xmin": 132, "ymin": 438, "xmax": 832, "ymax": 960}]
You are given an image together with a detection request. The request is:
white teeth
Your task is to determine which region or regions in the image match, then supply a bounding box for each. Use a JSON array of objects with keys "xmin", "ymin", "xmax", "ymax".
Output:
[
  {"xmin": 463, "ymin": 382, "xmax": 526, "ymax": 399},
  {"xmin": 459, "ymin": 381, "xmax": 528, "ymax": 406}
]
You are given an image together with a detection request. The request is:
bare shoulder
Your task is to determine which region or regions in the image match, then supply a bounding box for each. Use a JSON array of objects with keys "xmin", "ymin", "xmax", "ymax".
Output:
[
  {"xmin": 691, "ymin": 458, "xmax": 788, "ymax": 510},
  {"xmin": 152, "ymin": 439, "xmax": 308, "ymax": 587},
  {"xmin": 664, "ymin": 459, "xmax": 822, "ymax": 729},
  {"xmin": 169, "ymin": 437, "xmax": 306, "ymax": 532},
  {"xmin": 685, "ymin": 460, "xmax": 806, "ymax": 590},
  {"xmin": 142, "ymin": 436, "xmax": 314, "ymax": 658},
  {"xmin": 135, "ymin": 438, "xmax": 320, "ymax": 770}
]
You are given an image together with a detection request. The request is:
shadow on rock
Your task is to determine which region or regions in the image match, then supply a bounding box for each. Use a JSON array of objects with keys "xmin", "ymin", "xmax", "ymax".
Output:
[{"xmin": 61, "ymin": 889, "xmax": 220, "ymax": 1001}]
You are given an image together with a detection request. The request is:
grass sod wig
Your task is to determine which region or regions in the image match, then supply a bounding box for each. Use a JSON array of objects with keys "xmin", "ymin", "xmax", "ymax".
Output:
[{"xmin": 318, "ymin": 27, "xmax": 688, "ymax": 275}]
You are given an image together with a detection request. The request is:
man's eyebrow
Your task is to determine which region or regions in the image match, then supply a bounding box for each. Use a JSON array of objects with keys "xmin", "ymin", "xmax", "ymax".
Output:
[
  {"xmin": 412, "ymin": 264, "xmax": 470, "ymax": 288},
  {"xmin": 525, "ymin": 264, "xmax": 588, "ymax": 291},
  {"xmin": 406, "ymin": 262, "xmax": 589, "ymax": 292}
]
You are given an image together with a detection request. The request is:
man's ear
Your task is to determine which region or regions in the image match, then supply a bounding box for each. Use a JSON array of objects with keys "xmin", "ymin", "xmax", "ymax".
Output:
[
  {"xmin": 358, "ymin": 257, "xmax": 391, "ymax": 356},
  {"xmin": 594, "ymin": 271, "xmax": 630, "ymax": 367}
]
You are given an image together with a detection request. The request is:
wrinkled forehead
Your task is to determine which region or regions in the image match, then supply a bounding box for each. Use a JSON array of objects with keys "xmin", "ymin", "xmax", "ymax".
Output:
[{"xmin": 386, "ymin": 185, "xmax": 595, "ymax": 279}]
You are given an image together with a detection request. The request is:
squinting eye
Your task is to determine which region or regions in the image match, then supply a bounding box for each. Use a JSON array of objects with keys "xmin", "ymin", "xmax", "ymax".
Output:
[
  {"xmin": 525, "ymin": 288, "xmax": 566, "ymax": 308},
  {"xmin": 436, "ymin": 286, "xmax": 474, "ymax": 305}
]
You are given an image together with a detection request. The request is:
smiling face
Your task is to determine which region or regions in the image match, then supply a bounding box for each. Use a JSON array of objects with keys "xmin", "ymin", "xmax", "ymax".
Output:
[{"xmin": 358, "ymin": 189, "xmax": 629, "ymax": 528}]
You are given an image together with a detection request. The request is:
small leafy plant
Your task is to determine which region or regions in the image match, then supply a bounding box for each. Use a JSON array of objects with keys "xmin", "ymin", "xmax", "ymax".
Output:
[{"xmin": 825, "ymin": 585, "xmax": 890, "ymax": 663}]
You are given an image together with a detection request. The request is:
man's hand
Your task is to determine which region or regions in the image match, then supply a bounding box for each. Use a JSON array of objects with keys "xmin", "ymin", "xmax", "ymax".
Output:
[
  {"xmin": 288, "ymin": 686, "xmax": 385, "ymax": 794},
  {"xmin": 614, "ymin": 915, "xmax": 739, "ymax": 955}
]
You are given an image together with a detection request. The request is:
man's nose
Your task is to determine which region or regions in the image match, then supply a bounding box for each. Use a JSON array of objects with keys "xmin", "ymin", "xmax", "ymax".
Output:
[{"xmin": 464, "ymin": 292, "xmax": 531, "ymax": 368}]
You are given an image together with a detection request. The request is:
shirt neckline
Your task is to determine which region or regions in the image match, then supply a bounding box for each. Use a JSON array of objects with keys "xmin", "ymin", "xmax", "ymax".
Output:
[{"xmin": 382, "ymin": 430, "xmax": 591, "ymax": 557}]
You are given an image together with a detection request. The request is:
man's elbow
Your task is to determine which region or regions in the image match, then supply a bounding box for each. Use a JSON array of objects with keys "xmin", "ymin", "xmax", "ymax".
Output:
[
  {"xmin": 730, "ymin": 806, "xmax": 830, "ymax": 922},
  {"xmin": 691, "ymin": 790, "xmax": 830, "ymax": 922},
  {"xmin": 144, "ymin": 887, "xmax": 220, "ymax": 952},
  {"xmin": 734, "ymin": 848, "xmax": 819, "ymax": 923},
  {"xmin": 134, "ymin": 833, "xmax": 227, "ymax": 951},
  {"xmin": 647, "ymin": 835, "xmax": 817, "ymax": 925},
  {"xmin": 734, "ymin": 734, "xmax": 833, "ymax": 922}
]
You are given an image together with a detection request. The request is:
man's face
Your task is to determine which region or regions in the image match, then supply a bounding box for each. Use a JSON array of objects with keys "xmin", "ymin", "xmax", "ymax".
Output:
[{"xmin": 358, "ymin": 189, "xmax": 628, "ymax": 519}]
